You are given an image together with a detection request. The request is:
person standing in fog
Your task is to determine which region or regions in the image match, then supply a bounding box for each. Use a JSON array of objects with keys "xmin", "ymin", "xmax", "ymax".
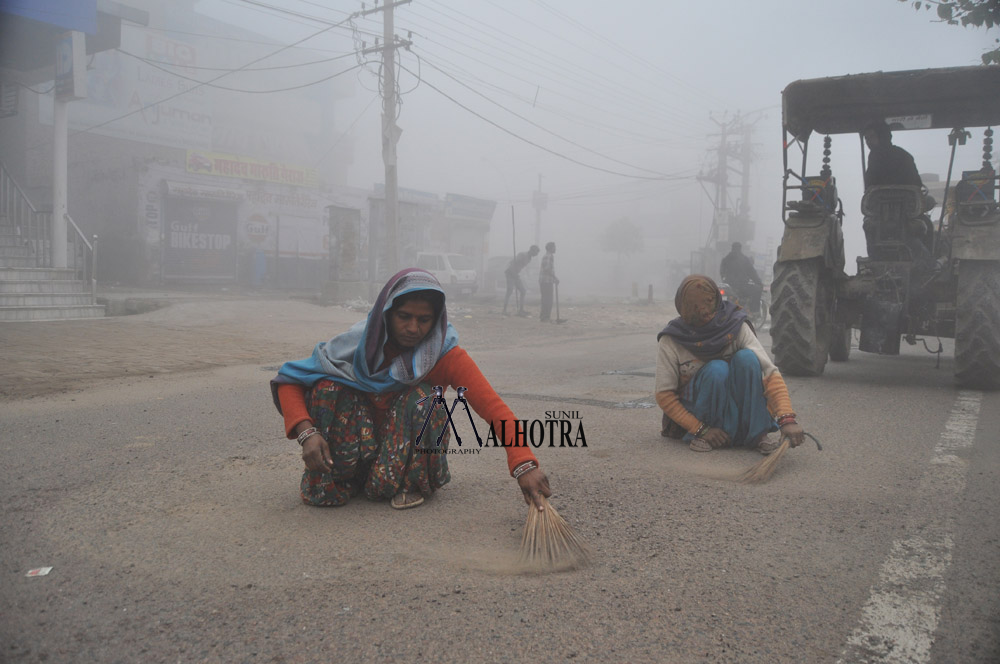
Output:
[
  {"xmin": 539, "ymin": 241, "xmax": 559, "ymax": 322},
  {"xmin": 503, "ymin": 245, "xmax": 539, "ymax": 317}
]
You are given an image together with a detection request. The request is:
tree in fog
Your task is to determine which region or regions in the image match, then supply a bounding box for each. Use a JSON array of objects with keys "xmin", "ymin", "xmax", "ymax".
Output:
[
  {"xmin": 600, "ymin": 217, "xmax": 644, "ymax": 287},
  {"xmin": 900, "ymin": 0, "xmax": 1000, "ymax": 63}
]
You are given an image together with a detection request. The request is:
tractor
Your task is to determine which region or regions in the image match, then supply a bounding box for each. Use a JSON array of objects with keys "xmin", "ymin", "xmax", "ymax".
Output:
[{"xmin": 770, "ymin": 66, "xmax": 1000, "ymax": 388}]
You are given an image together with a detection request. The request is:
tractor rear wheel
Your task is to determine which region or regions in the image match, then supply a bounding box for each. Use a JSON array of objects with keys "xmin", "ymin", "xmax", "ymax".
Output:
[
  {"xmin": 770, "ymin": 258, "xmax": 834, "ymax": 376},
  {"xmin": 955, "ymin": 260, "xmax": 1000, "ymax": 389}
]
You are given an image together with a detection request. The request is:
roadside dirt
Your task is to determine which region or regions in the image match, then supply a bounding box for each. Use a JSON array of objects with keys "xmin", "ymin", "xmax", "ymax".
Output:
[{"xmin": 0, "ymin": 293, "xmax": 673, "ymax": 402}]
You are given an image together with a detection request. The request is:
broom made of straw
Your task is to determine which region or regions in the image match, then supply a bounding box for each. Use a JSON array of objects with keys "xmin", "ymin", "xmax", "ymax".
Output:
[
  {"xmin": 735, "ymin": 432, "xmax": 822, "ymax": 484},
  {"xmin": 517, "ymin": 497, "xmax": 592, "ymax": 571}
]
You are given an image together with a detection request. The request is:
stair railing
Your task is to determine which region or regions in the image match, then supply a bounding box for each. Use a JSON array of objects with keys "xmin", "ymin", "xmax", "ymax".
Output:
[
  {"xmin": 1, "ymin": 162, "xmax": 97, "ymax": 304},
  {"xmin": 66, "ymin": 213, "xmax": 97, "ymax": 305},
  {"xmin": 1, "ymin": 161, "xmax": 50, "ymax": 265}
]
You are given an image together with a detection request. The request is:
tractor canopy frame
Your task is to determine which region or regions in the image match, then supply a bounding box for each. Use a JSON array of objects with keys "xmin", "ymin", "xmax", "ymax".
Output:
[{"xmin": 780, "ymin": 66, "xmax": 1000, "ymax": 220}]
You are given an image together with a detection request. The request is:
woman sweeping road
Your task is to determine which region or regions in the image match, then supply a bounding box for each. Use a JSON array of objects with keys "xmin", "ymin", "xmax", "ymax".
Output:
[
  {"xmin": 656, "ymin": 275, "xmax": 806, "ymax": 453},
  {"xmin": 271, "ymin": 268, "xmax": 551, "ymax": 510}
]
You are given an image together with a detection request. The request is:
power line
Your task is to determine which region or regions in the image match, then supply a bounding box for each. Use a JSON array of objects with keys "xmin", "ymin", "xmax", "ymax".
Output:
[
  {"xmin": 16, "ymin": 82, "xmax": 56, "ymax": 95},
  {"xmin": 438, "ymin": 0, "xmax": 719, "ymax": 125},
  {"xmin": 416, "ymin": 53, "xmax": 673, "ymax": 177},
  {"xmin": 313, "ymin": 93, "xmax": 380, "ymax": 168},
  {"xmin": 411, "ymin": 47, "xmax": 704, "ymax": 148},
  {"xmin": 211, "ymin": 0, "xmax": 381, "ymax": 40},
  {"xmin": 526, "ymin": 0, "xmax": 731, "ymax": 108},
  {"xmin": 118, "ymin": 49, "xmax": 358, "ymax": 73},
  {"xmin": 69, "ymin": 14, "xmax": 359, "ymax": 138},
  {"xmin": 397, "ymin": 62, "xmax": 692, "ymax": 182},
  {"xmin": 400, "ymin": 22, "xmax": 697, "ymax": 141},
  {"xmin": 115, "ymin": 48, "xmax": 364, "ymax": 93},
  {"xmin": 407, "ymin": 1, "xmax": 708, "ymax": 134}
]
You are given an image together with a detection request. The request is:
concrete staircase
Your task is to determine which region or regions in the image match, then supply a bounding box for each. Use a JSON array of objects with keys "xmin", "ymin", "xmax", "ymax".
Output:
[
  {"xmin": 0, "ymin": 167, "xmax": 106, "ymax": 321},
  {"xmin": 0, "ymin": 229, "xmax": 105, "ymax": 320}
]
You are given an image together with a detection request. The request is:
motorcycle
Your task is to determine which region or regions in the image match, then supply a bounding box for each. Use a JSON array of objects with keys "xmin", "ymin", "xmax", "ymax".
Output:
[{"xmin": 719, "ymin": 280, "xmax": 768, "ymax": 328}]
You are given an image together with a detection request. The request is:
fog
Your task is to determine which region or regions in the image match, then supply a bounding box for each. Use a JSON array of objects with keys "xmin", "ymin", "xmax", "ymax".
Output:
[{"xmin": 2, "ymin": 0, "xmax": 996, "ymax": 297}]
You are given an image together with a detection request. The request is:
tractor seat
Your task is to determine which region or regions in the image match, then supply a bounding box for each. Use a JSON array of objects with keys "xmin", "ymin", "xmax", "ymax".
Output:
[{"xmin": 862, "ymin": 185, "xmax": 924, "ymax": 218}]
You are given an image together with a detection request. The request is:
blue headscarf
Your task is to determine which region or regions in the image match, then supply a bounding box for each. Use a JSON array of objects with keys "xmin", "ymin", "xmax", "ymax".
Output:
[{"xmin": 270, "ymin": 269, "xmax": 459, "ymax": 407}]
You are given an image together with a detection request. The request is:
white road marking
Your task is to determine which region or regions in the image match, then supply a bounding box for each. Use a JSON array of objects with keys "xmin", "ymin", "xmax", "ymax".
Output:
[{"xmin": 838, "ymin": 391, "xmax": 981, "ymax": 664}]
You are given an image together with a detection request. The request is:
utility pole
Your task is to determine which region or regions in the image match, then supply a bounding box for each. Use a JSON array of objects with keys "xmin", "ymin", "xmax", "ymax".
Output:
[
  {"xmin": 532, "ymin": 174, "xmax": 547, "ymax": 247},
  {"xmin": 361, "ymin": 0, "xmax": 411, "ymax": 276},
  {"xmin": 714, "ymin": 118, "xmax": 730, "ymax": 247},
  {"xmin": 696, "ymin": 113, "xmax": 759, "ymax": 276}
]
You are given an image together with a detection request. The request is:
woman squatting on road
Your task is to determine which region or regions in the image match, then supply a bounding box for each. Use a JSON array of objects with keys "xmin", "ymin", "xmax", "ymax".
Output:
[
  {"xmin": 656, "ymin": 275, "xmax": 806, "ymax": 453},
  {"xmin": 270, "ymin": 268, "xmax": 552, "ymax": 510}
]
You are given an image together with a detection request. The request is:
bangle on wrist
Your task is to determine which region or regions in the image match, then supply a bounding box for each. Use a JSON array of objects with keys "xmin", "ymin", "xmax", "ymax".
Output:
[
  {"xmin": 512, "ymin": 460, "xmax": 538, "ymax": 479},
  {"xmin": 695, "ymin": 422, "xmax": 709, "ymax": 437},
  {"xmin": 776, "ymin": 414, "xmax": 797, "ymax": 427},
  {"xmin": 296, "ymin": 426, "xmax": 320, "ymax": 446}
]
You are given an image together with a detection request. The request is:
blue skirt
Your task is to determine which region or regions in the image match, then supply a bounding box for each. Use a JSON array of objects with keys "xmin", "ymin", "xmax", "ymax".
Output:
[{"xmin": 680, "ymin": 349, "xmax": 777, "ymax": 447}]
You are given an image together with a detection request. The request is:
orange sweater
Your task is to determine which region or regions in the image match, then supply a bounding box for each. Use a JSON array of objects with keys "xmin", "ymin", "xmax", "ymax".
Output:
[
  {"xmin": 655, "ymin": 372, "xmax": 794, "ymax": 435},
  {"xmin": 277, "ymin": 346, "xmax": 538, "ymax": 476}
]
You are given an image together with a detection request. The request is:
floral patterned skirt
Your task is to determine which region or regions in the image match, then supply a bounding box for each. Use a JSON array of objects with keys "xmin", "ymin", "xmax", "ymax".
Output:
[{"xmin": 300, "ymin": 381, "xmax": 451, "ymax": 506}]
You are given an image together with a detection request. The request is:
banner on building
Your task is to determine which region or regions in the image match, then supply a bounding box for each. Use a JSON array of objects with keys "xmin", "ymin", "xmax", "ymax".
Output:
[
  {"xmin": 186, "ymin": 150, "xmax": 320, "ymax": 188},
  {"xmin": 444, "ymin": 193, "xmax": 495, "ymax": 222}
]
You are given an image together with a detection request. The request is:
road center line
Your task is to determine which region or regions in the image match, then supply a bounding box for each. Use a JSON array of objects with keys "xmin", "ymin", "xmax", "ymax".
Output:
[{"xmin": 838, "ymin": 390, "xmax": 981, "ymax": 664}]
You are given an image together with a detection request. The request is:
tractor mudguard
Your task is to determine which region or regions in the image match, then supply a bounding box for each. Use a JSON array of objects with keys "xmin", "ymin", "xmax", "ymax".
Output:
[
  {"xmin": 777, "ymin": 212, "xmax": 844, "ymax": 271},
  {"xmin": 950, "ymin": 215, "xmax": 1000, "ymax": 260}
]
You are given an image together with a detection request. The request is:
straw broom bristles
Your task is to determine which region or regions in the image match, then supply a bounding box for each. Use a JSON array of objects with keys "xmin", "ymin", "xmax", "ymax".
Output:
[
  {"xmin": 735, "ymin": 436, "xmax": 791, "ymax": 484},
  {"xmin": 735, "ymin": 432, "xmax": 821, "ymax": 484},
  {"xmin": 517, "ymin": 497, "xmax": 591, "ymax": 571}
]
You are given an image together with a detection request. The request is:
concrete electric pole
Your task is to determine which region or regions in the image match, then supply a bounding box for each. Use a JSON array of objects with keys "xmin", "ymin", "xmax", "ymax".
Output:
[
  {"xmin": 361, "ymin": 0, "xmax": 411, "ymax": 275},
  {"xmin": 695, "ymin": 113, "xmax": 759, "ymax": 276},
  {"xmin": 532, "ymin": 174, "xmax": 547, "ymax": 247}
]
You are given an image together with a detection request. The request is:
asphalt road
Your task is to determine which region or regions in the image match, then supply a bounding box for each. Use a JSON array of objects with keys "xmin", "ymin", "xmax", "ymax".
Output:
[{"xmin": 1, "ymin": 295, "xmax": 997, "ymax": 663}]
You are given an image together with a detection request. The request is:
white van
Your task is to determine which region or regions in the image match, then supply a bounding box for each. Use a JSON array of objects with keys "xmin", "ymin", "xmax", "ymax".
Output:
[{"xmin": 415, "ymin": 252, "xmax": 478, "ymax": 296}]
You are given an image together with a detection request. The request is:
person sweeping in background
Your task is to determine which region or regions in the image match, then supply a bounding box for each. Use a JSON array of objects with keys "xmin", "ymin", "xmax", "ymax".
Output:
[
  {"xmin": 503, "ymin": 245, "xmax": 539, "ymax": 317},
  {"xmin": 656, "ymin": 275, "xmax": 806, "ymax": 454},
  {"xmin": 271, "ymin": 268, "xmax": 551, "ymax": 510}
]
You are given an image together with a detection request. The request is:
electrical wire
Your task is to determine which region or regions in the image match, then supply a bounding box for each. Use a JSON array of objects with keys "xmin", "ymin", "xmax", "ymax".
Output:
[
  {"xmin": 313, "ymin": 93, "xmax": 380, "ymax": 168},
  {"xmin": 407, "ymin": 43, "xmax": 686, "ymax": 145},
  {"xmin": 526, "ymin": 0, "xmax": 731, "ymax": 109},
  {"xmin": 397, "ymin": 62, "xmax": 692, "ymax": 182},
  {"xmin": 67, "ymin": 14, "xmax": 359, "ymax": 139},
  {"xmin": 405, "ymin": 3, "xmax": 706, "ymax": 134},
  {"xmin": 115, "ymin": 49, "xmax": 364, "ymax": 94},
  {"xmin": 118, "ymin": 49, "xmax": 358, "ymax": 73},
  {"xmin": 15, "ymin": 82, "xmax": 56, "ymax": 95},
  {"xmin": 419, "ymin": 0, "xmax": 716, "ymax": 128},
  {"xmin": 415, "ymin": 54, "xmax": 675, "ymax": 178}
]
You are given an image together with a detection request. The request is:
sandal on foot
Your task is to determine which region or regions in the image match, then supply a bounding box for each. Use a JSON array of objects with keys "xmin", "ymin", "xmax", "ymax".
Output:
[
  {"xmin": 689, "ymin": 437, "xmax": 713, "ymax": 453},
  {"xmin": 390, "ymin": 492, "xmax": 424, "ymax": 510},
  {"xmin": 757, "ymin": 435, "xmax": 782, "ymax": 455}
]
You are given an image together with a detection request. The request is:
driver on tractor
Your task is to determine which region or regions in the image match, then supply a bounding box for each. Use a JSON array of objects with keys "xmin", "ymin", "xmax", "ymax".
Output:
[
  {"xmin": 720, "ymin": 242, "xmax": 763, "ymax": 319},
  {"xmin": 862, "ymin": 120, "xmax": 923, "ymax": 189},
  {"xmin": 862, "ymin": 120, "xmax": 937, "ymax": 270}
]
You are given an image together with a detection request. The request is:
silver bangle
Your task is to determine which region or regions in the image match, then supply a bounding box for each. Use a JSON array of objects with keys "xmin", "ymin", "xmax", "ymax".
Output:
[
  {"xmin": 512, "ymin": 461, "xmax": 537, "ymax": 479},
  {"xmin": 296, "ymin": 426, "xmax": 319, "ymax": 446}
]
